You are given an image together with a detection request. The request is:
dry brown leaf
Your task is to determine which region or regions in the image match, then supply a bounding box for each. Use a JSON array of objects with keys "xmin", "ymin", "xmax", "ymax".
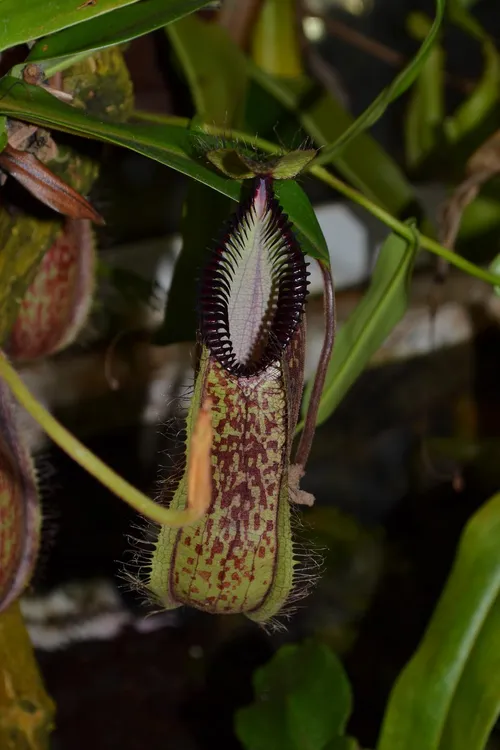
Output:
[{"xmin": 0, "ymin": 145, "xmax": 104, "ymax": 225}]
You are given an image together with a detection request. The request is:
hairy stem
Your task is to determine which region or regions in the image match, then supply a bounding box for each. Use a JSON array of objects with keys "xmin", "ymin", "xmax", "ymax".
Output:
[{"xmin": 294, "ymin": 261, "xmax": 335, "ymax": 461}]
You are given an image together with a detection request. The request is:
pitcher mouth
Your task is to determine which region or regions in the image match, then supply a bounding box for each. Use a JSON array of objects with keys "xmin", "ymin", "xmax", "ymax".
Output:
[{"xmin": 199, "ymin": 177, "xmax": 309, "ymax": 377}]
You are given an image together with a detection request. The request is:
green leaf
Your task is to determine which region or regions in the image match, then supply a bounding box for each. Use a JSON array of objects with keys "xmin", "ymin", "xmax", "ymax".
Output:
[
  {"xmin": 235, "ymin": 640, "xmax": 352, "ymax": 750},
  {"xmin": 377, "ymin": 492, "xmax": 500, "ymax": 750},
  {"xmin": 444, "ymin": 0, "xmax": 500, "ymax": 143},
  {"xmin": 313, "ymin": 0, "xmax": 445, "ymax": 167},
  {"xmin": 301, "ymin": 225, "xmax": 418, "ymax": 429},
  {"xmin": 167, "ymin": 14, "xmax": 247, "ymax": 125},
  {"xmin": 274, "ymin": 179, "xmax": 329, "ymax": 265},
  {"xmin": 250, "ymin": 70, "xmax": 419, "ymax": 217},
  {"xmin": 445, "ymin": 1, "xmax": 500, "ymax": 143},
  {"xmin": 271, "ymin": 150, "xmax": 317, "ymax": 179},
  {"xmin": 0, "ymin": 77, "xmax": 235, "ymax": 192},
  {"xmin": 0, "ymin": 78, "xmax": 328, "ymax": 264},
  {"xmin": 205, "ymin": 147, "xmax": 256, "ymax": 178},
  {"xmin": 0, "ymin": 0, "xmax": 139, "ymax": 53},
  {"xmin": 27, "ymin": 0, "xmax": 212, "ymax": 69},
  {"xmin": 439, "ymin": 596, "xmax": 500, "ymax": 750},
  {"xmin": 404, "ymin": 13, "xmax": 445, "ymax": 170},
  {"xmin": 251, "ymin": 0, "xmax": 302, "ymax": 78}
]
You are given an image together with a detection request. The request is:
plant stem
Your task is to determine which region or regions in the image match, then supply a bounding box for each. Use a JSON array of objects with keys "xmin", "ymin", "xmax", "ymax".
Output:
[
  {"xmin": 294, "ymin": 261, "xmax": 335, "ymax": 456},
  {"xmin": 0, "ymin": 352, "xmax": 203, "ymax": 528},
  {"xmin": 310, "ymin": 166, "xmax": 500, "ymax": 287},
  {"xmin": 0, "ymin": 601, "xmax": 54, "ymax": 750},
  {"xmin": 132, "ymin": 110, "xmax": 500, "ymax": 288}
]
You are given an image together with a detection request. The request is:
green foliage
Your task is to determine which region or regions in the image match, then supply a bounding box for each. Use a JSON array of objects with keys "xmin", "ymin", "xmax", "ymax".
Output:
[
  {"xmin": 167, "ymin": 13, "xmax": 247, "ymax": 124},
  {"xmin": 237, "ymin": 493, "xmax": 500, "ymax": 750},
  {"xmin": 0, "ymin": 80, "xmax": 329, "ymax": 265},
  {"xmin": 235, "ymin": 640, "xmax": 354, "ymax": 750},
  {"xmin": 404, "ymin": 0, "xmax": 500, "ymax": 171},
  {"xmin": 377, "ymin": 493, "xmax": 500, "ymax": 750},
  {"xmin": 445, "ymin": 2, "xmax": 500, "ymax": 145},
  {"xmin": 252, "ymin": 69, "xmax": 420, "ymax": 218},
  {"xmin": 314, "ymin": 0, "xmax": 446, "ymax": 166},
  {"xmin": 0, "ymin": 0, "xmax": 139, "ymax": 53},
  {"xmin": 26, "ymin": 0, "xmax": 212, "ymax": 71},
  {"xmin": 404, "ymin": 12, "xmax": 445, "ymax": 170}
]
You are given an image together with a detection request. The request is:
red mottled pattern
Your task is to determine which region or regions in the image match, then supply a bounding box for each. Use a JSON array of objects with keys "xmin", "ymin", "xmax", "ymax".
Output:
[
  {"xmin": 8, "ymin": 219, "xmax": 94, "ymax": 361},
  {"xmin": 0, "ymin": 382, "xmax": 40, "ymax": 611},
  {"xmin": 169, "ymin": 356, "xmax": 288, "ymax": 614}
]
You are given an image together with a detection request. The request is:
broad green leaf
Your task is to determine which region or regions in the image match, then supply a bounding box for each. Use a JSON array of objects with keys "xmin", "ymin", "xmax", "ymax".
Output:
[
  {"xmin": 0, "ymin": 0, "xmax": 139, "ymax": 53},
  {"xmin": 167, "ymin": 15, "xmax": 247, "ymax": 125},
  {"xmin": 251, "ymin": 0, "xmax": 302, "ymax": 78},
  {"xmin": 301, "ymin": 226, "xmax": 418, "ymax": 429},
  {"xmin": 377, "ymin": 492, "xmax": 500, "ymax": 750},
  {"xmin": 314, "ymin": 0, "xmax": 445, "ymax": 166},
  {"xmin": 439, "ymin": 596, "xmax": 500, "ymax": 750},
  {"xmin": 251, "ymin": 70, "xmax": 418, "ymax": 218},
  {"xmin": 27, "ymin": 0, "xmax": 211, "ymax": 69},
  {"xmin": 404, "ymin": 13, "xmax": 445, "ymax": 170},
  {"xmin": 157, "ymin": 15, "xmax": 246, "ymax": 345},
  {"xmin": 235, "ymin": 640, "xmax": 352, "ymax": 750},
  {"xmin": 0, "ymin": 78, "xmax": 328, "ymax": 264},
  {"xmin": 445, "ymin": 2, "xmax": 500, "ymax": 143}
]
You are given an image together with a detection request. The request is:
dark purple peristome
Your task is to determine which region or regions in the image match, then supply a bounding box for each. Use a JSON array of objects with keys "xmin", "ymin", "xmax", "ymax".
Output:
[{"xmin": 199, "ymin": 176, "xmax": 309, "ymax": 377}]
